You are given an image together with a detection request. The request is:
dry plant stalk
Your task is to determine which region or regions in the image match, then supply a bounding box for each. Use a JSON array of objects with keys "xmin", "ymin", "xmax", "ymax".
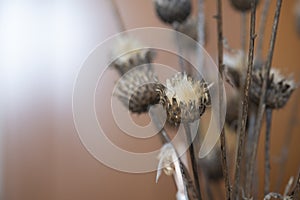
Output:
[
  {"xmin": 183, "ymin": 123, "xmax": 202, "ymax": 200},
  {"xmin": 247, "ymin": 0, "xmax": 283, "ymax": 195},
  {"xmin": 290, "ymin": 171, "xmax": 300, "ymax": 199},
  {"xmin": 216, "ymin": 0, "xmax": 231, "ymax": 199},
  {"xmin": 276, "ymin": 92, "xmax": 300, "ymax": 190},
  {"xmin": 264, "ymin": 108, "xmax": 272, "ymax": 195},
  {"xmin": 256, "ymin": 0, "xmax": 271, "ymax": 60},
  {"xmin": 233, "ymin": 0, "xmax": 257, "ymax": 199}
]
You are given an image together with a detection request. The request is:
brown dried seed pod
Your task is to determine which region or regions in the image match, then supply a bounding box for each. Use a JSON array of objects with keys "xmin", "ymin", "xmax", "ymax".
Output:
[
  {"xmin": 110, "ymin": 37, "xmax": 155, "ymax": 75},
  {"xmin": 115, "ymin": 68, "xmax": 164, "ymax": 114},
  {"xmin": 250, "ymin": 68, "xmax": 296, "ymax": 109},
  {"xmin": 154, "ymin": 0, "xmax": 191, "ymax": 24},
  {"xmin": 159, "ymin": 73, "xmax": 211, "ymax": 126},
  {"xmin": 229, "ymin": 0, "xmax": 260, "ymax": 12}
]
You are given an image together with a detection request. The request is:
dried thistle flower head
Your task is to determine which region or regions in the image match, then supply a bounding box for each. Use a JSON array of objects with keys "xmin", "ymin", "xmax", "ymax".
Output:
[
  {"xmin": 229, "ymin": 0, "xmax": 260, "ymax": 12},
  {"xmin": 223, "ymin": 50, "xmax": 245, "ymax": 88},
  {"xmin": 159, "ymin": 73, "xmax": 211, "ymax": 126},
  {"xmin": 154, "ymin": 0, "xmax": 191, "ymax": 24},
  {"xmin": 115, "ymin": 67, "xmax": 164, "ymax": 114},
  {"xmin": 250, "ymin": 68, "xmax": 296, "ymax": 109},
  {"xmin": 110, "ymin": 37, "xmax": 155, "ymax": 75}
]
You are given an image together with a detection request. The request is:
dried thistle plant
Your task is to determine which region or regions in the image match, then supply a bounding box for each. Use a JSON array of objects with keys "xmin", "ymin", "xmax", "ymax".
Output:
[
  {"xmin": 115, "ymin": 67, "xmax": 164, "ymax": 114},
  {"xmin": 110, "ymin": 36, "xmax": 155, "ymax": 75},
  {"xmin": 229, "ymin": 0, "xmax": 260, "ymax": 12},
  {"xmin": 158, "ymin": 72, "xmax": 211, "ymax": 126},
  {"xmin": 109, "ymin": 0, "xmax": 300, "ymax": 199},
  {"xmin": 250, "ymin": 68, "xmax": 296, "ymax": 109},
  {"xmin": 154, "ymin": 0, "xmax": 191, "ymax": 25},
  {"xmin": 156, "ymin": 143, "xmax": 188, "ymax": 200}
]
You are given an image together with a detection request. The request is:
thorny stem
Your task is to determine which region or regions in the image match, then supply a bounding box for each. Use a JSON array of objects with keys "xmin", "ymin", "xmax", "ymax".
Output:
[
  {"xmin": 256, "ymin": 0, "xmax": 272, "ymax": 61},
  {"xmin": 233, "ymin": 1, "xmax": 257, "ymax": 199},
  {"xmin": 111, "ymin": 0, "xmax": 126, "ymax": 31},
  {"xmin": 216, "ymin": 0, "xmax": 231, "ymax": 199},
  {"xmin": 264, "ymin": 108, "xmax": 272, "ymax": 195},
  {"xmin": 247, "ymin": 0, "xmax": 283, "ymax": 195},
  {"xmin": 276, "ymin": 92, "xmax": 300, "ymax": 190},
  {"xmin": 184, "ymin": 123, "xmax": 202, "ymax": 200}
]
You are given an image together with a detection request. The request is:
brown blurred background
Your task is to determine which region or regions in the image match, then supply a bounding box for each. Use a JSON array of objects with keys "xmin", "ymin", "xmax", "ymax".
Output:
[{"xmin": 1, "ymin": 0, "xmax": 299, "ymax": 199}]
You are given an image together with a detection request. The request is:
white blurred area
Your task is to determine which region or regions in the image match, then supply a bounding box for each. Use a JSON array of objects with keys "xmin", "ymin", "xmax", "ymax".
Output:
[
  {"xmin": 0, "ymin": 1, "xmax": 120, "ymax": 199},
  {"xmin": 0, "ymin": 0, "xmax": 119, "ymax": 105}
]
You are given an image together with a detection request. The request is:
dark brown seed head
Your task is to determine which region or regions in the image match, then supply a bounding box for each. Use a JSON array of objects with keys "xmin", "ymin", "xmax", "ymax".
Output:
[
  {"xmin": 250, "ymin": 68, "xmax": 296, "ymax": 109},
  {"xmin": 110, "ymin": 37, "xmax": 155, "ymax": 75},
  {"xmin": 229, "ymin": 0, "xmax": 260, "ymax": 12},
  {"xmin": 154, "ymin": 0, "xmax": 192, "ymax": 24},
  {"xmin": 115, "ymin": 67, "xmax": 164, "ymax": 114}
]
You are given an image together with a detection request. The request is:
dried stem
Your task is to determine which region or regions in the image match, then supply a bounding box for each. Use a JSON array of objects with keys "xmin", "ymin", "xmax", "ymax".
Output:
[
  {"xmin": 246, "ymin": 103, "xmax": 265, "ymax": 195},
  {"xmin": 197, "ymin": 0, "xmax": 205, "ymax": 47},
  {"xmin": 183, "ymin": 123, "xmax": 202, "ymax": 200},
  {"xmin": 276, "ymin": 92, "xmax": 300, "ymax": 190},
  {"xmin": 149, "ymin": 109, "xmax": 199, "ymax": 200},
  {"xmin": 256, "ymin": 0, "xmax": 272, "ymax": 61},
  {"xmin": 233, "ymin": 1, "xmax": 257, "ymax": 199},
  {"xmin": 173, "ymin": 24, "xmax": 186, "ymax": 72},
  {"xmin": 162, "ymin": 129, "xmax": 199, "ymax": 200},
  {"xmin": 216, "ymin": 0, "xmax": 231, "ymax": 199},
  {"xmin": 291, "ymin": 171, "xmax": 300, "ymax": 199},
  {"xmin": 111, "ymin": 0, "xmax": 126, "ymax": 31},
  {"xmin": 241, "ymin": 12, "xmax": 247, "ymax": 53},
  {"xmin": 197, "ymin": 0, "xmax": 205, "ymax": 74},
  {"xmin": 247, "ymin": 0, "xmax": 283, "ymax": 195},
  {"xmin": 264, "ymin": 108, "xmax": 272, "ymax": 195}
]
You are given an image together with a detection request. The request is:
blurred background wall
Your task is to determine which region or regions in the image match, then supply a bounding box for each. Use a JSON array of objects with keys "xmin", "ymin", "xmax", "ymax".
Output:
[{"xmin": 0, "ymin": 0, "xmax": 299, "ymax": 199}]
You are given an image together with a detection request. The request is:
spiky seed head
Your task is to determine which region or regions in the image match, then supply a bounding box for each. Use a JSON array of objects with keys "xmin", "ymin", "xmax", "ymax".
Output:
[
  {"xmin": 250, "ymin": 68, "xmax": 296, "ymax": 109},
  {"xmin": 159, "ymin": 73, "xmax": 210, "ymax": 126},
  {"xmin": 229, "ymin": 0, "xmax": 260, "ymax": 12},
  {"xmin": 110, "ymin": 37, "xmax": 155, "ymax": 75},
  {"xmin": 115, "ymin": 67, "xmax": 164, "ymax": 114},
  {"xmin": 154, "ymin": 0, "xmax": 191, "ymax": 24}
]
